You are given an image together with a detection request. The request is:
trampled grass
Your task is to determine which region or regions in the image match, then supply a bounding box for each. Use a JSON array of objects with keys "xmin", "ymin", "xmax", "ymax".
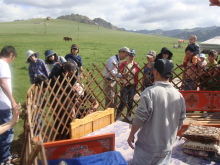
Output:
[{"xmin": 0, "ymin": 18, "xmax": 188, "ymax": 152}]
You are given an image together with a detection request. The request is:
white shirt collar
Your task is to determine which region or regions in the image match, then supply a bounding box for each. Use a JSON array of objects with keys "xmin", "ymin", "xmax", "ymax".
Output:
[{"xmin": 154, "ymin": 81, "xmax": 170, "ymax": 85}]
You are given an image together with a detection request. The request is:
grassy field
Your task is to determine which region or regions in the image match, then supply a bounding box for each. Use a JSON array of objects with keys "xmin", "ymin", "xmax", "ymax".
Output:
[{"xmin": 0, "ymin": 18, "xmax": 189, "ymax": 154}]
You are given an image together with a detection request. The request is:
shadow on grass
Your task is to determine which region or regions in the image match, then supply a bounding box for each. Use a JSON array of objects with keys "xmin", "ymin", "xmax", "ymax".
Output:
[{"xmin": 11, "ymin": 132, "xmax": 24, "ymax": 157}]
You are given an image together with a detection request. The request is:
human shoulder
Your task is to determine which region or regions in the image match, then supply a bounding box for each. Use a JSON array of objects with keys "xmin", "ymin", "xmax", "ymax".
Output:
[
  {"xmin": 0, "ymin": 59, "xmax": 8, "ymax": 66},
  {"xmin": 107, "ymin": 55, "xmax": 117, "ymax": 63},
  {"xmin": 37, "ymin": 59, "xmax": 45, "ymax": 63}
]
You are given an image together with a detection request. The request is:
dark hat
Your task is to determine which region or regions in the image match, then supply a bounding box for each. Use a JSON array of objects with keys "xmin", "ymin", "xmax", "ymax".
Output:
[
  {"xmin": 151, "ymin": 59, "xmax": 174, "ymax": 78},
  {"xmin": 162, "ymin": 49, "xmax": 173, "ymax": 57},
  {"xmin": 44, "ymin": 50, "xmax": 57, "ymax": 58},
  {"xmin": 130, "ymin": 49, "xmax": 136, "ymax": 57}
]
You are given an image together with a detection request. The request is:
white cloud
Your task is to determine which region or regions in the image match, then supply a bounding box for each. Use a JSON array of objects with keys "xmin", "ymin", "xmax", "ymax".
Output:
[{"xmin": 0, "ymin": 0, "xmax": 220, "ymax": 30}]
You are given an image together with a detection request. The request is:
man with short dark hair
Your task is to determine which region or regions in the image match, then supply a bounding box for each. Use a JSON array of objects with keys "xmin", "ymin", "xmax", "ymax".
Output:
[
  {"xmin": 127, "ymin": 59, "xmax": 186, "ymax": 165},
  {"xmin": 0, "ymin": 46, "xmax": 20, "ymax": 164},
  {"xmin": 103, "ymin": 46, "xmax": 130, "ymax": 108}
]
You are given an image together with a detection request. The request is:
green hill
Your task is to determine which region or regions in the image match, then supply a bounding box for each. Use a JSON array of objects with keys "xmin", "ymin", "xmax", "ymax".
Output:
[{"xmin": 0, "ymin": 18, "xmax": 186, "ymax": 104}]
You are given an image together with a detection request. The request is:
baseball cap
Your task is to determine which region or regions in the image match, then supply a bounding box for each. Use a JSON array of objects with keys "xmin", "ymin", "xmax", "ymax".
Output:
[
  {"xmin": 151, "ymin": 59, "xmax": 174, "ymax": 78},
  {"xmin": 118, "ymin": 46, "xmax": 131, "ymax": 53},
  {"xmin": 199, "ymin": 53, "xmax": 206, "ymax": 59},
  {"xmin": 146, "ymin": 50, "xmax": 156, "ymax": 58},
  {"xmin": 130, "ymin": 49, "xmax": 136, "ymax": 56}
]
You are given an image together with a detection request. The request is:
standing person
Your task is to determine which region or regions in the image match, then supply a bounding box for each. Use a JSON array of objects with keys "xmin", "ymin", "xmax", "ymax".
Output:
[
  {"xmin": 103, "ymin": 46, "xmax": 130, "ymax": 108},
  {"xmin": 182, "ymin": 45, "xmax": 200, "ymax": 90},
  {"xmin": 127, "ymin": 59, "xmax": 186, "ymax": 165},
  {"xmin": 44, "ymin": 50, "xmax": 66, "ymax": 72},
  {"xmin": 0, "ymin": 46, "xmax": 20, "ymax": 164},
  {"xmin": 199, "ymin": 53, "xmax": 207, "ymax": 67},
  {"xmin": 117, "ymin": 49, "xmax": 140, "ymax": 121},
  {"xmin": 162, "ymin": 49, "xmax": 173, "ymax": 62},
  {"xmin": 155, "ymin": 47, "xmax": 172, "ymax": 62},
  {"xmin": 65, "ymin": 44, "xmax": 83, "ymax": 74},
  {"xmin": 142, "ymin": 51, "xmax": 156, "ymax": 91},
  {"xmin": 200, "ymin": 50, "xmax": 218, "ymax": 90},
  {"xmin": 26, "ymin": 50, "xmax": 50, "ymax": 84}
]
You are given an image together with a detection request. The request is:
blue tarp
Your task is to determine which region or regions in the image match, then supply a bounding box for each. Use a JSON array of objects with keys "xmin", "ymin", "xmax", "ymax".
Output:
[{"xmin": 46, "ymin": 151, "xmax": 128, "ymax": 165}]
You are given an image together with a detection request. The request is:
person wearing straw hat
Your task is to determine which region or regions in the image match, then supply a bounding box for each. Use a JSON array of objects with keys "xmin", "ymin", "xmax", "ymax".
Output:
[
  {"xmin": 26, "ymin": 50, "xmax": 50, "ymax": 84},
  {"xmin": 44, "ymin": 50, "xmax": 66, "ymax": 72}
]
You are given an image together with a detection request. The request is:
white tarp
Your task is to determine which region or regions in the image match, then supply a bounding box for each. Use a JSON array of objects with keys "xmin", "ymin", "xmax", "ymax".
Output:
[{"xmin": 200, "ymin": 36, "xmax": 220, "ymax": 53}]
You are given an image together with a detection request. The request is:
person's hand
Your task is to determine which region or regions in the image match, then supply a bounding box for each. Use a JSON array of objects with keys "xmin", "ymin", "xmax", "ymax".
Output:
[
  {"xmin": 127, "ymin": 134, "xmax": 135, "ymax": 149},
  {"xmin": 10, "ymin": 103, "xmax": 22, "ymax": 126},
  {"xmin": 12, "ymin": 101, "xmax": 19, "ymax": 111},
  {"xmin": 71, "ymin": 107, "xmax": 76, "ymax": 118}
]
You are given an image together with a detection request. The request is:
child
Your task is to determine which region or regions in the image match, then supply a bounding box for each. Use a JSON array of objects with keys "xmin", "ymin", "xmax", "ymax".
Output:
[
  {"xmin": 206, "ymin": 50, "xmax": 218, "ymax": 68},
  {"xmin": 65, "ymin": 44, "xmax": 83, "ymax": 74},
  {"xmin": 199, "ymin": 53, "xmax": 207, "ymax": 67},
  {"xmin": 181, "ymin": 35, "xmax": 200, "ymax": 67},
  {"xmin": 26, "ymin": 50, "xmax": 50, "ymax": 84},
  {"xmin": 44, "ymin": 50, "xmax": 66, "ymax": 72},
  {"xmin": 142, "ymin": 50, "xmax": 156, "ymax": 91},
  {"xmin": 200, "ymin": 50, "xmax": 218, "ymax": 90}
]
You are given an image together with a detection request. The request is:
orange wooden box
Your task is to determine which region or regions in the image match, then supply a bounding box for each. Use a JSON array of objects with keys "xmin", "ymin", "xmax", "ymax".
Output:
[{"xmin": 44, "ymin": 133, "xmax": 115, "ymax": 160}]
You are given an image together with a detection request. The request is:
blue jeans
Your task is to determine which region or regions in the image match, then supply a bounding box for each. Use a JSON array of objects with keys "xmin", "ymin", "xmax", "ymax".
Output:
[
  {"xmin": 117, "ymin": 85, "xmax": 135, "ymax": 117},
  {"xmin": 0, "ymin": 110, "xmax": 14, "ymax": 163},
  {"xmin": 182, "ymin": 79, "xmax": 196, "ymax": 90}
]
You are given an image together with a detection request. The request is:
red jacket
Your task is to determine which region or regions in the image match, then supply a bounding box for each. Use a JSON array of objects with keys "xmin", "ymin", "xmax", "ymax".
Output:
[{"xmin": 119, "ymin": 61, "xmax": 140, "ymax": 85}]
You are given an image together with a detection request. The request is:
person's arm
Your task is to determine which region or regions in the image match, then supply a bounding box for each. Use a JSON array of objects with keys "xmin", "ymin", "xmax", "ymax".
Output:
[
  {"xmin": 89, "ymin": 98, "xmax": 99, "ymax": 111},
  {"xmin": 0, "ymin": 103, "xmax": 22, "ymax": 135},
  {"xmin": 127, "ymin": 92, "xmax": 151, "ymax": 149},
  {"xmin": 29, "ymin": 65, "xmax": 35, "ymax": 84},
  {"xmin": 127, "ymin": 124, "xmax": 140, "ymax": 149},
  {"xmin": 178, "ymin": 97, "xmax": 186, "ymax": 130},
  {"xmin": 40, "ymin": 60, "xmax": 50, "ymax": 77},
  {"xmin": 0, "ymin": 78, "xmax": 17, "ymax": 109},
  {"xmin": 106, "ymin": 58, "xmax": 122, "ymax": 78}
]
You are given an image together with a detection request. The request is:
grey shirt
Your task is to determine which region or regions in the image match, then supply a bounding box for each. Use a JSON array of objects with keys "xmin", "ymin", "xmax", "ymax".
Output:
[{"xmin": 133, "ymin": 81, "xmax": 186, "ymax": 153}]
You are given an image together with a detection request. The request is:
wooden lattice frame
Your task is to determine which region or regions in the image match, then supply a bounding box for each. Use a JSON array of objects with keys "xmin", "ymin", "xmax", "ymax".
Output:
[{"xmin": 21, "ymin": 63, "xmax": 220, "ymax": 164}]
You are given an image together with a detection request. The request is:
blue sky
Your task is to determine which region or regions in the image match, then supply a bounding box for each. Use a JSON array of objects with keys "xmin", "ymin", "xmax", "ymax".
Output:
[{"xmin": 1, "ymin": 0, "xmax": 220, "ymax": 30}]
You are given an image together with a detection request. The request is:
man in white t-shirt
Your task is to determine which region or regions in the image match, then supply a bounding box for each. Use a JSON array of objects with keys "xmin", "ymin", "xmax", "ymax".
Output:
[
  {"xmin": 0, "ymin": 46, "xmax": 19, "ymax": 164},
  {"xmin": 103, "ymin": 46, "xmax": 130, "ymax": 108}
]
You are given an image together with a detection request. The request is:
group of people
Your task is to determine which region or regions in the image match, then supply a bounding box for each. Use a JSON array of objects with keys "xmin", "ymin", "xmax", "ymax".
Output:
[
  {"xmin": 180, "ymin": 35, "xmax": 220, "ymax": 90},
  {"xmin": 103, "ymin": 45, "xmax": 185, "ymax": 165},
  {"xmin": 0, "ymin": 44, "xmax": 90, "ymax": 164},
  {"xmin": 0, "ymin": 33, "xmax": 219, "ymax": 164},
  {"xmin": 26, "ymin": 43, "xmax": 82, "ymax": 84},
  {"xmin": 103, "ymin": 35, "xmax": 219, "ymax": 165}
]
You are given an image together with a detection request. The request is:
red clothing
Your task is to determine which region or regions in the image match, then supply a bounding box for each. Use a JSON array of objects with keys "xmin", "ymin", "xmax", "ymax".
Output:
[{"xmin": 119, "ymin": 61, "xmax": 140, "ymax": 85}]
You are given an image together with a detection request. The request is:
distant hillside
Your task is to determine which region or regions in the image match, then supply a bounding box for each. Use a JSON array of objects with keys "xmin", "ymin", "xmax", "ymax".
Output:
[
  {"xmin": 57, "ymin": 13, "xmax": 220, "ymax": 42},
  {"xmin": 128, "ymin": 26, "xmax": 220, "ymax": 42},
  {"xmin": 57, "ymin": 13, "xmax": 121, "ymax": 30}
]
